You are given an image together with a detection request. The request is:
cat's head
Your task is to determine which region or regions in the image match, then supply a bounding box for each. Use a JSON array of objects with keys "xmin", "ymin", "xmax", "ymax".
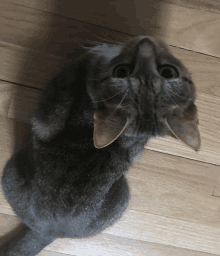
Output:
[{"xmin": 85, "ymin": 36, "xmax": 200, "ymax": 151}]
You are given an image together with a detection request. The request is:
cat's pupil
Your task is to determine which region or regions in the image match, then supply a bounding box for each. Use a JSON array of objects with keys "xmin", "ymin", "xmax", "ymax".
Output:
[
  {"xmin": 113, "ymin": 65, "xmax": 131, "ymax": 78},
  {"xmin": 158, "ymin": 65, "xmax": 179, "ymax": 79}
]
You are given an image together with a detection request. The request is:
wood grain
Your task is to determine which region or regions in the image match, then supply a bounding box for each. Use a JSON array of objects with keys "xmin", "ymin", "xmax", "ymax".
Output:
[
  {"xmin": 1, "ymin": 39, "xmax": 220, "ymax": 97},
  {"xmin": 133, "ymin": 149, "xmax": 220, "ymax": 197},
  {"xmin": 104, "ymin": 209, "xmax": 220, "ymax": 255},
  {"xmin": 0, "ymin": 5, "xmax": 220, "ymax": 96},
  {"xmin": 0, "ymin": 213, "xmax": 20, "ymax": 238},
  {"xmin": 0, "ymin": 214, "xmax": 216, "ymax": 256},
  {"xmin": 160, "ymin": 2, "xmax": 220, "ymax": 58},
  {"xmin": 162, "ymin": 0, "xmax": 220, "ymax": 14},
  {"xmin": 0, "ymin": 150, "xmax": 10, "ymax": 173},
  {"xmin": 0, "ymin": 0, "xmax": 129, "ymax": 59},
  {"xmin": 0, "ymin": 81, "xmax": 13, "ymax": 118},
  {"xmin": 0, "ymin": 188, "xmax": 15, "ymax": 217},
  {"xmin": 7, "ymin": 0, "xmax": 220, "ymax": 58},
  {"xmin": 0, "ymin": 116, "xmax": 31, "ymax": 153},
  {"xmin": 170, "ymin": 47, "xmax": 220, "ymax": 97},
  {"xmin": 127, "ymin": 149, "xmax": 220, "ymax": 228},
  {"xmin": 8, "ymin": 85, "xmax": 41, "ymax": 121},
  {"xmin": 213, "ymin": 178, "xmax": 220, "ymax": 197},
  {"xmin": 39, "ymin": 252, "xmax": 74, "ymax": 256},
  {"xmin": 11, "ymin": 0, "xmax": 220, "ymax": 15},
  {"xmin": 47, "ymin": 233, "xmax": 217, "ymax": 256},
  {"xmin": 0, "ymin": 42, "xmax": 71, "ymax": 90}
]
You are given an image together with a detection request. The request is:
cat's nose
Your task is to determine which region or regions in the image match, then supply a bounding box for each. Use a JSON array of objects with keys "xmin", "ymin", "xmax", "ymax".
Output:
[
  {"xmin": 134, "ymin": 36, "xmax": 161, "ymax": 88},
  {"xmin": 136, "ymin": 36, "xmax": 156, "ymax": 46},
  {"xmin": 136, "ymin": 36, "xmax": 156, "ymax": 58}
]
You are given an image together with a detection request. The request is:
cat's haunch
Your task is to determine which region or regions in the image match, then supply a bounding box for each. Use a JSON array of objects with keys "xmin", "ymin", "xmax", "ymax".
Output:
[{"xmin": 0, "ymin": 36, "xmax": 200, "ymax": 256}]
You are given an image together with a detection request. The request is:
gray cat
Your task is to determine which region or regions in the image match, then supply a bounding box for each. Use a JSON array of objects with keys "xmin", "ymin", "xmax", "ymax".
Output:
[{"xmin": 0, "ymin": 36, "xmax": 200, "ymax": 256}]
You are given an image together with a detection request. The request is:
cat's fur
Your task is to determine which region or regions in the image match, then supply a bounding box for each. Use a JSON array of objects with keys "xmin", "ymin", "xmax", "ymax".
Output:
[{"xmin": 0, "ymin": 36, "xmax": 200, "ymax": 256}]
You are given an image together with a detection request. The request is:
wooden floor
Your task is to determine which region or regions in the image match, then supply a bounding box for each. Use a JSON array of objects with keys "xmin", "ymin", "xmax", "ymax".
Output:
[{"xmin": 0, "ymin": 0, "xmax": 220, "ymax": 255}]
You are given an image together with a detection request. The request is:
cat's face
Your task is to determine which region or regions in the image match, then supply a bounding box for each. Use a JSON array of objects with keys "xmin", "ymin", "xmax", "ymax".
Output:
[{"xmin": 86, "ymin": 36, "xmax": 200, "ymax": 150}]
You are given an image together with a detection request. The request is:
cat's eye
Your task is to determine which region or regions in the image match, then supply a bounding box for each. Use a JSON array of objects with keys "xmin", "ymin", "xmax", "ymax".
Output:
[
  {"xmin": 113, "ymin": 64, "xmax": 132, "ymax": 78},
  {"xmin": 158, "ymin": 65, "xmax": 179, "ymax": 79}
]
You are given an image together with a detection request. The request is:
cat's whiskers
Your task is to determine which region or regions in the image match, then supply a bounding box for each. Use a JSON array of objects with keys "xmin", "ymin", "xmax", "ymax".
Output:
[
  {"xmin": 165, "ymin": 84, "xmax": 189, "ymax": 100},
  {"xmin": 163, "ymin": 88, "xmax": 185, "ymax": 112},
  {"xmin": 93, "ymin": 88, "xmax": 127, "ymax": 103},
  {"xmin": 164, "ymin": 118, "xmax": 181, "ymax": 141},
  {"xmin": 113, "ymin": 89, "xmax": 130, "ymax": 114}
]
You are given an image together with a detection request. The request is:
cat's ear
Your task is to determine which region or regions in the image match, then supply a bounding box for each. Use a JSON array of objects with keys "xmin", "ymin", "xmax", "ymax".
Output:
[
  {"xmin": 166, "ymin": 103, "xmax": 201, "ymax": 151},
  {"xmin": 93, "ymin": 107, "xmax": 129, "ymax": 149}
]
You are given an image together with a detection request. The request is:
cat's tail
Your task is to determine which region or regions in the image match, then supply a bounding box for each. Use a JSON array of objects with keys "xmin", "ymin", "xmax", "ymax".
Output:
[{"xmin": 0, "ymin": 223, "xmax": 54, "ymax": 256}]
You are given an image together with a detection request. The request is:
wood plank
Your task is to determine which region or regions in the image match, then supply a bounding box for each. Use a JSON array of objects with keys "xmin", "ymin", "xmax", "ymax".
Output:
[
  {"xmin": 0, "ymin": 0, "xmax": 129, "ymax": 59},
  {"xmin": 128, "ymin": 164, "xmax": 220, "ymax": 228},
  {"xmin": 0, "ymin": 149, "xmax": 13, "ymax": 215},
  {"xmin": 146, "ymin": 92, "xmax": 220, "ymax": 165},
  {"xmin": 213, "ymin": 178, "xmax": 220, "ymax": 197},
  {"xmin": 1, "ymin": 10, "xmax": 220, "ymax": 97},
  {"xmin": 104, "ymin": 209, "xmax": 220, "ymax": 255},
  {"xmin": 0, "ymin": 150, "xmax": 16, "ymax": 216},
  {"xmin": 162, "ymin": 0, "xmax": 220, "ymax": 14},
  {"xmin": 48, "ymin": 233, "xmax": 217, "ymax": 256},
  {"xmin": 0, "ymin": 116, "xmax": 31, "ymax": 153},
  {"xmin": 170, "ymin": 47, "xmax": 220, "ymax": 97},
  {"xmin": 7, "ymin": 85, "xmax": 41, "ymax": 121},
  {"xmin": 0, "ymin": 150, "xmax": 10, "ymax": 173},
  {"xmin": 160, "ymin": 3, "xmax": 220, "ymax": 58},
  {"xmin": 128, "ymin": 149, "xmax": 220, "ymax": 226},
  {"xmin": 0, "ymin": 213, "xmax": 20, "ymax": 238},
  {"xmin": 12, "ymin": 0, "xmax": 220, "ymax": 15},
  {"xmin": 1, "ymin": 40, "xmax": 220, "ymax": 97},
  {"xmin": 7, "ymin": 0, "xmax": 220, "ymax": 58},
  {"xmin": 39, "ymin": 252, "xmax": 74, "ymax": 256},
  {"xmin": 0, "ymin": 81, "xmax": 13, "ymax": 118},
  {"xmin": 6, "ymin": 0, "xmax": 162, "ymax": 40},
  {"xmin": 0, "ymin": 191, "xmax": 16, "ymax": 216},
  {"xmin": 0, "ymin": 213, "xmax": 215, "ymax": 256},
  {"xmin": 133, "ymin": 149, "xmax": 220, "ymax": 197},
  {"xmin": 0, "ymin": 42, "xmax": 71, "ymax": 89}
]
